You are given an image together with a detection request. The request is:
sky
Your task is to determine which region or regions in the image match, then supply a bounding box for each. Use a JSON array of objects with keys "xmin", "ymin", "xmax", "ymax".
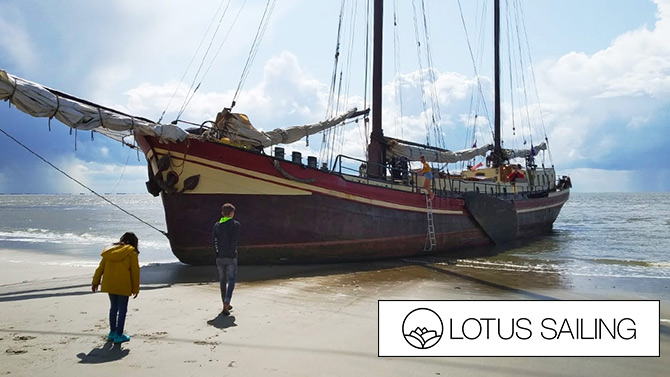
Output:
[{"xmin": 0, "ymin": 0, "xmax": 668, "ymax": 193}]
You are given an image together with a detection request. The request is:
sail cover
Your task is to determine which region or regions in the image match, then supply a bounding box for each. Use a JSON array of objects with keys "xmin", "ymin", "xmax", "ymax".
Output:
[
  {"xmin": 0, "ymin": 70, "xmax": 188, "ymax": 143},
  {"xmin": 386, "ymin": 137, "xmax": 546, "ymax": 164},
  {"xmin": 215, "ymin": 108, "xmax": 366, "ymax": 148},
  {"xmin": 386, "ymin": 137, "xmax": 494, "ymax": 163},
  {"xmin": 505, "ymin": 142, "xmax": 547, "ymax": 159}
]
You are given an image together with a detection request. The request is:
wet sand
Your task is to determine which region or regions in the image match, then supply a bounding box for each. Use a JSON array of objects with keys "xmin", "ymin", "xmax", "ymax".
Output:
[{"xmin": 1, "ymin": 249, "xmax": 668, "ymax": 376}]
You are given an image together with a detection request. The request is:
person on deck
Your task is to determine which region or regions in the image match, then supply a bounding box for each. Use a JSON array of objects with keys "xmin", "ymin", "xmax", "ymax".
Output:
[
  {"xmin": 92, "ymin": 232, "xmax": 140, "ymax": 344},
  {"xmin": 507, "ymin": 164, "xmax": 525, "ymax": 194},
  {"xmin": 418, "ymin": 156, "xmax": 435, "ymax": 200},
  {"xmin": 507, "ymin": 164, "xmax": 525, "ymax": 183},
  {"xmin": 212, "ymin": 203, "xmax": 241, "ymax": 316}
]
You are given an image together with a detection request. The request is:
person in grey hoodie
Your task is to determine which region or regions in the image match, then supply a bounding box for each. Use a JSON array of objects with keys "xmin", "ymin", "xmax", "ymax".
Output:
[{"xmin": 212, "ymin": 203, "xmax": 241, "ymax": 316}]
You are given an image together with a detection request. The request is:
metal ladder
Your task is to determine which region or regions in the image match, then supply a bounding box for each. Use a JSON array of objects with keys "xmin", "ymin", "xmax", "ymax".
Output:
[{"xmin": 423, "ymin": 195, "xmax": 437, "ymax": 251}]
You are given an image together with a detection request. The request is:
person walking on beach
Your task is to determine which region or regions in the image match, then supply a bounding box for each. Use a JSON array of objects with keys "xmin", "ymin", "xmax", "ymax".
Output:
[
  {"xmin": 212, "ymin": 203, "xmax": 241, "ymax": 316},
  {"xmin": 92, "ymin": 232, "xmax": 140, "ymax": 344},
  {"xmin": 418, "ymin": 156, "xmax": 435, "ymax": 200}
]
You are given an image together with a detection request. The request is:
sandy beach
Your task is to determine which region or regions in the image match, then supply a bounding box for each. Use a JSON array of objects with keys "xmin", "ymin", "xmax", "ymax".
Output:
[{"xmin": 1, "ymin": 248, "xmax": 668, "ymax": 377}]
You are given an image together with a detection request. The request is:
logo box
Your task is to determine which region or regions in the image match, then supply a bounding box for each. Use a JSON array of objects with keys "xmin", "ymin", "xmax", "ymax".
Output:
[{"xmin": 378, "ymin": 300, "xmax": 660, "ymax": 357}]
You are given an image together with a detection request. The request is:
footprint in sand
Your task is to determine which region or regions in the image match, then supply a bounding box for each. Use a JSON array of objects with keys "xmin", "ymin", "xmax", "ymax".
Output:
[
  {"xmin": 194, "ymin": 340, "xmax": 220, "ymax": 346},
  {"xmin": 13, "ymin": 335, "xmax": 36, "ymax": 341},
  {"xmin": 5, "ymin": 348, "xmax": 28, "ymax": 355}
]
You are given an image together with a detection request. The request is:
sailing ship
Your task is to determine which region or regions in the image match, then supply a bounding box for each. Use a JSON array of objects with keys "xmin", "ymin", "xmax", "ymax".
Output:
[{"xmin": 0, "ymin": 0, "xmax": 570, "ymax": 265}]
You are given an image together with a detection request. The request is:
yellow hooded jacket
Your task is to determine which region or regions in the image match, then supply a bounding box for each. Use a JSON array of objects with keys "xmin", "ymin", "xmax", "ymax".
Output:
[{"xmin": 92, "ymin": 244, "xmax": 140, "ymax": 296}]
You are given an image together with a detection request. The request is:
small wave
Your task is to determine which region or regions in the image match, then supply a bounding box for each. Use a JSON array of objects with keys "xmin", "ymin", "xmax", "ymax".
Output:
[
  {"xmin": 0, "ymin": 229, "xmax": 169, "ymax": 251},
  {"xmin": 442, "ymin": 258, "xmax": 670, "ymax": 280},
  {"xmin": 649, "ymin": 261, "xmax": 670, "ymax": 268},
  {"xmin": 568, "ymin": 271, "xmax": 670, "ymax": 280},
  {"xmin": 593, "ymin": 258, "xmax": 653, "ymax": 267},
  {"xmin": 0, "ymin": 229, "xmax": 116, "ymax": 246},
  {"xmin": 443, "ymin": 259, "xmax": 562, "ymax": 274},
  {"xmin": 626, "ymin": 217, "xmax": 653, "ymax": 223}
]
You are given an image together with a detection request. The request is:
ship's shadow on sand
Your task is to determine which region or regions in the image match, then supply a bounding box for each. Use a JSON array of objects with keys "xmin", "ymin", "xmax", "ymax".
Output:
[{"xmin": 139, "ymin": 241, "xmax": 530, "ymax": 287}]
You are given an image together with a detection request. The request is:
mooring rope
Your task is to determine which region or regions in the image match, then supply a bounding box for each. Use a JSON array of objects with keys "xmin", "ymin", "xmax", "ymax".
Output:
[
  {"xmin": 0, "ymin": 125, "xmax": 169, "ymax": 238},
  {"xmin": 272, "ymin": 160, "xmax": 317, "ymax": 184}
]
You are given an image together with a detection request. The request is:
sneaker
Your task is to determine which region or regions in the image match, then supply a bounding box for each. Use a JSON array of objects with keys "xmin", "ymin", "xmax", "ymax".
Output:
[
  {"xmin": 107, "ymin": 331, "xmax": 116, "ymax": 341},
  {"xmin": 113, "ymin": 333, "xmax": 131, "ymax": 344}
]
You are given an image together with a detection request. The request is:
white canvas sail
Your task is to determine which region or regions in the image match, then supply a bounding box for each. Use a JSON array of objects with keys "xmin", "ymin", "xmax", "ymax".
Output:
[
  {"xmin": 386, "ymin": 137, "xmax": 494, "ymax": 163},
  {"xmin": 505, "ymin": 142, "xmax": 547, "ymax": 159},
  {"xmin": 386, "ymin": 137, "xmax": 546, "ymax": 164},
  {"xmin": 0, "ymin": 70, "xmax": 188, "ymax": 144},
  {"xmin": 214, "ymin": 108, "xmax": 363, "ymax": 148},
  {"xmin": 1, "ymin": 70, "xmax": 362, "ymax": 148}
]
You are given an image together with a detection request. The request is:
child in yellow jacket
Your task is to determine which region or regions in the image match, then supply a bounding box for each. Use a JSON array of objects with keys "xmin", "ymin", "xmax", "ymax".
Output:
[{"xmin": 92, "ymin": 232, "xmax": 140, "ymax": 344}]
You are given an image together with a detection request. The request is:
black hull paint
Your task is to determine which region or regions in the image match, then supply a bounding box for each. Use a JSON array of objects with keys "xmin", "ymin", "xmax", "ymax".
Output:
[
  {"xmin": 161, "ymin": 192, "xmax": 492, "ymax": 265},
  {"xmin": 160, "ymin": 189, "xmax": 568, "ymax": 265}
]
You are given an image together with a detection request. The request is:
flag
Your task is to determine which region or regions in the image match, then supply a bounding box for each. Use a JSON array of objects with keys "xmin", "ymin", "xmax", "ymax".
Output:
[
  {"xmin": 471, "ymin": 141, "xmax": 477, "ymax": 148},
  {"xmin": 470, "ymin": 162, "xmax": 483, "ymax": 171},
  {"xmin": 530, "ymin": 145, "xmax": 536, "ymax": 157}
]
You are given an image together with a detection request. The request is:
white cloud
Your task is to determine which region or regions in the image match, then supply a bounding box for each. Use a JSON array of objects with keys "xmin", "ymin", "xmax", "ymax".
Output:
[
  {"xmin": 565, "ymin": 167, "xmax": 670, "ymax": 192},
  {"xmin": 0, "ymin": 4, "xmax": 37, "ymax": 70},
  {"xmin": 564, "ymin": 168, "xmax": 634, "ymax": 192},
  {"xmin": 51, "ymin": 157, "xmax": 147, "ymax": 194},
  {"xmin": 3, "ymin": 0, "xmax": 670, "ymax": 194}
]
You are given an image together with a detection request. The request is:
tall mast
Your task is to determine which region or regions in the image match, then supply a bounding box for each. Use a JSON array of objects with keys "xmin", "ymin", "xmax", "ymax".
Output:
[
  {"xmin": 368, "ymin": 0, "xmax": 385, "ymax": 178},
  {"xmin": 493, "ymin": 0, "xmax": 503, "ymax": 166}
]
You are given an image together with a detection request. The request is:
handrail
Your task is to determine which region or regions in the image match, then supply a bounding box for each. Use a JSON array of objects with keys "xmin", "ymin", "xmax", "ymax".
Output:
[{"xmin": 331, "ymin": 154, "xmax": 556, "ymax": 199}]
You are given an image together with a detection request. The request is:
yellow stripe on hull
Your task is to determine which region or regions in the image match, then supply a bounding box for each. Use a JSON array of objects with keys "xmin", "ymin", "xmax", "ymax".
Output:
[{"xmin": 151, "ymin": 147, "xmax": 463, "ymax": 216}]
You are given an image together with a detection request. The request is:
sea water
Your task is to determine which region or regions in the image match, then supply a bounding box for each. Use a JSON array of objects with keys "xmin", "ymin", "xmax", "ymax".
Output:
[
  {"xmin": 0, "ymin": 193, "xmax": 668, "ymax": 279},
  {"xmin": 0, "ymin": 194, "xmax": 174, "ymax": 265},
  {"xmin": 453, "ymin": 192, "xmax": 670, "ymax": 280}
]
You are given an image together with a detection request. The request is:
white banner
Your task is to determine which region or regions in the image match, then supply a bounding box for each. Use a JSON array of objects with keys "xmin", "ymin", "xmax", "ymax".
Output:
[{"xmin": 378, "ymin": 300, "xmax": 659, "ymax": 357}]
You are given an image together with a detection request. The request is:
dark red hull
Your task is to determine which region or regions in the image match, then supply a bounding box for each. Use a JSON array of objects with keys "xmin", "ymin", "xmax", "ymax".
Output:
[{"xmin": 136, "ymin": 135, "xmax": 569, "ymax": 265}]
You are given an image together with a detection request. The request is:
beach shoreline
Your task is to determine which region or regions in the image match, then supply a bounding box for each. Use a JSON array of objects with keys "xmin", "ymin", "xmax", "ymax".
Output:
[{"xmin": 1, "ymin": 248, "xmax": 668, "ymax": 376}]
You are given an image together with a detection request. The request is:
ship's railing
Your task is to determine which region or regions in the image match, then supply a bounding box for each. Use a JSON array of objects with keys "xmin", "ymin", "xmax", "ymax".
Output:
[
  {"xmin": 332, "ymin": 154, "xmax": 557, "ymax": 199},
  {"xmin": 332, "ymin": 154, "xmax": 424, "ymax": 193}
]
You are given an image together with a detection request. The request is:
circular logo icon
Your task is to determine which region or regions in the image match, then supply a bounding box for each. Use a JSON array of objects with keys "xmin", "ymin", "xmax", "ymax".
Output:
[{"xmin": 402, "ymin": 308, "xmax": 443, "ymax": 349}]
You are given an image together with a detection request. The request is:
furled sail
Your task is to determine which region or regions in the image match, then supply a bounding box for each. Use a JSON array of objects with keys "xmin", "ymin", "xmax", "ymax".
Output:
[
  {"xmin": 504, "ymin": 142, "xmax": 547, "ymax": 159},
  {"xmin": 214, "ymin": 108, "xmax": 368, "ymax": 148},
  {"xmin": 386, "ymin": 137, "xmax": 494, "ymax": 163},
  {"xmin": 386, "ymin": 137, "xmax": 547, "ymax": 164},
  {"xmin": 0, "ymin": 70, "xmax": 188, "ymax": 143}
]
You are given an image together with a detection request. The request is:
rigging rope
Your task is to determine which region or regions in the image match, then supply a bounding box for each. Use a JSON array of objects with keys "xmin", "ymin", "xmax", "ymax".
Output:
[
  {"xmin": 109, "ymin": 149, "xmax": 132, "ymax": 195},
  {"xmin": 177, "ymin": 0, "xmax": 244, "ymax": 121},
  {"xmin": 457, "ymin": 0, "xmax": 493, "ymax": 151},
  {"xmin": 516, "ymin": 0, "xmax": 554, "ymax": 167},
  {"xmin": 0, "ymin": 126, "xmax": 169, "ymax": 237},
  {"xmin": 159, "ymin": 0, "xmax": 231, "ymax": 124},
  {"xmin": 320, "ymin": 0, "xmax": 366, "ymax": 168},
  {"xmin": 418, "ymin": 0, "xmax": 445, "ymax": 149},
  {"xmin": 231, "ymin": 0, "xmax": 277, "ymax": 108},
  {"xmin": 178, "ymin": 0, "xmax": 250, "ymax": 120},
  {"xmin": 392, "ymin": 0, "xmax": 406, "ymax": 139},
  {"xmin": 320, "ymin": 0, "xmax": 347, "ymax": 167}
]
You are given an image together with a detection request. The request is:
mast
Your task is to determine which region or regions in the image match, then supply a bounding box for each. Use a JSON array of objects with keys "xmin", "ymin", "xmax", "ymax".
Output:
[
  {"xmin": 367, "ymin": 0, "xmax": 386, "ymax": 178},
  {"xmin": 492, "ymin": 0, "xmax": 503, "ymax": 166}
]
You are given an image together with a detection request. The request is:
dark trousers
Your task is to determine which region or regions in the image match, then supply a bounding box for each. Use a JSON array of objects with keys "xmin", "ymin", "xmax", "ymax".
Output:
[
  {"xmin": 216, "ymin": 257, "xmax": 237, "ymax": 305},
  {"xmin": 108, "ymin": 294, "xmax": 129, "ymax": 335}
]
